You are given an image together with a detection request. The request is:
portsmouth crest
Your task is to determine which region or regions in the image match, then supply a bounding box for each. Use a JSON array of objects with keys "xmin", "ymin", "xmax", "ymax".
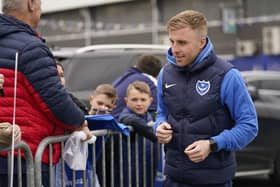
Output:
[{"xmin": 196, "ymin": 80, "xmax": 210, "ymax": 96}]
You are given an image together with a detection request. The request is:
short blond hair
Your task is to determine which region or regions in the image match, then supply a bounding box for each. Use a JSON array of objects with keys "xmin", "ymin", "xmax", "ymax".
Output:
[
  {"xmin": 92, "ymin": 84, "xmax": 117, "ymax": 104},
  {"xmin": 126, "ymin": 81, "xmax": 151, "ymax": 97},
  {"xmin": 167, "ymin": 10, "xmax": 208, "ymax": 38}
]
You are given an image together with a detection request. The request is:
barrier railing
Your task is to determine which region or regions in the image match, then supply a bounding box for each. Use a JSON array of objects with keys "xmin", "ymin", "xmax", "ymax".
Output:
[
  {"xmin": 0, "ymin": 141, "xmax": 35, "ymax": 187},
  {"xmin": 34, "ymin": 129, "xmax": 112, "ymax": 187},
  {"xmin": 1, "ymin": 128, "xmax": 162, "ymax": 187},
  {"xmin": 34, "ymin": 128, "xmax": 161, "ymax": 187}
]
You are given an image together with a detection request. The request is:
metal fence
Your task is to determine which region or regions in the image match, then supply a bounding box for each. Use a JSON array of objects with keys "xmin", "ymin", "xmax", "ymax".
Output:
[
  {"xmin": 34, "ymin": 128, "xmax": 161, "ymax": 187},
  {"xmin": 0, "ymin": 128, "xmax": 162, "ymax": 187},
  {"xmin": 0, "ymin": 141, "xmax": 35, "ymax": 187}
]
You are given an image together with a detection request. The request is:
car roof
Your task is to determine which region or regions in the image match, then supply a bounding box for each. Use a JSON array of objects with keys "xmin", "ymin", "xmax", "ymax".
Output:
[
  {"xmin": 56, "ymin": 44, "xmax": 168, "ymax": 94},
  {"xmin": 52, "ymin": 44, "xmax": 168, "ymax": 59},
  {"xmin": 52, "ymin": 47, "xmax": 79, "ymax": 60},
  {"xmin": 76, "ymin": 44, "xmax": 169, "ymax": 54}
]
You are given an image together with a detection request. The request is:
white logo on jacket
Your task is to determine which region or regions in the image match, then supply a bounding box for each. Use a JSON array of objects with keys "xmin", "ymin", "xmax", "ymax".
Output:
[
  {"xmin": 165, "ymin": 83, "xmax": 176, "ymax": 89},
  {"xmin": 196, "ymin": 80, "xmax": 210, "ymax": 96}
]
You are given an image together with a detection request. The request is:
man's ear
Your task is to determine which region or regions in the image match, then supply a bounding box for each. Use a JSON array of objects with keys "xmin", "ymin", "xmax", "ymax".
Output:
[
  {"xmin": 27, "ymin": 0, "xmax": 35, "ymax": 12},
  {"xmin": 199, "ymin": 37, "xmax": 207, "ymax": 49}
]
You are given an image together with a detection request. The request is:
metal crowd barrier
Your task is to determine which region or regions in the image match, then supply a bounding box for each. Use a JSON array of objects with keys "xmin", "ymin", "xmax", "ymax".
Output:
[
  {"xmin": 34, "ymin": 128, "xmax": 161, "ymax": 187},
  {"xmin": 0, "ymin": 141, "xmax": 35, "ymax": 187},
  {"xmin": 34, "ymin": 129, "xmax": 110, "ymax": 187}
]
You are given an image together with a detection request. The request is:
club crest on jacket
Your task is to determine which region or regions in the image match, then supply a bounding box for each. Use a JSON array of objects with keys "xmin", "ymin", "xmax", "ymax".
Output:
[{"xmin": 196, "ymin": 80, "xmax": 210, "ymax": 96}]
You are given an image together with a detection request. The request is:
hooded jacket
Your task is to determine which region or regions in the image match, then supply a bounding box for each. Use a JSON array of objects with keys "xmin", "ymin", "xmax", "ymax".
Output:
[
  {"xmin": 119, "ymin": 107, "xmax": 157, "ymax": 142},
  {"xmin": 112, "ymin": 67, "xmax": 157, "ymax": 119},
  {"xmin": 0, "ymin": 14, "xmax": 84, "ymax": 164},
  {"xmin": 117, "ymin": 107, "xmax": 157, "ymax": 187}
]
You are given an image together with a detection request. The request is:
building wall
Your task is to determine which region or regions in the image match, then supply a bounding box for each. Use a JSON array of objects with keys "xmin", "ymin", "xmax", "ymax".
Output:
[{"xmin": 39, "ymin": 0, "xmax": 280, "ymax": 56}]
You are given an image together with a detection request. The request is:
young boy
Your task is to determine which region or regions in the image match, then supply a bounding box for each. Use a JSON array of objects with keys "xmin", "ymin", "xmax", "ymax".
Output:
[
  {"xmin": 118, "ymin": 81, "xmax": 157, "ymax": 187},
  {"xmin": 119, "ymin": 81, "xmax": 157, "ymax": 141},
  {"xmin": 88, "ymin": 84, "xmax": 117, "ymax": 115},
  {"xmin": 62, "ymin": 83, "xmax": 117, "ymax": 187},
  {"xmin": 87, "ymin": 84, "xmax": 118, "ymax": 187}
]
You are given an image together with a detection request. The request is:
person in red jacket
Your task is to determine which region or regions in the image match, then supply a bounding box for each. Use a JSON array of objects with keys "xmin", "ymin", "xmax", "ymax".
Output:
[
  {"xmin": 0, "ymin": 74, "xmax": 21, "ymax": 147},
  {"xmin": 0, "ymin": 0, "xmax": 91, "ymax": 186}
]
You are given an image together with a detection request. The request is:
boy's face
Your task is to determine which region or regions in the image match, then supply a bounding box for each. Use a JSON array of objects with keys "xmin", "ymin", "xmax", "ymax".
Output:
[
  {"xmin": 125, "ymin": 88, "xmax": 153, "ymax": 115},
  {"xmin": 89, "ymin": 94, "xmax": 115, "ymax": 115}
]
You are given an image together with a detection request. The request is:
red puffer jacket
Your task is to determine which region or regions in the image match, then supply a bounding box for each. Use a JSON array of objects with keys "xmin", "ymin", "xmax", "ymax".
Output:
[{"xmin": 0, "ymin": 14, "xmax": 85, "ymax": 164}]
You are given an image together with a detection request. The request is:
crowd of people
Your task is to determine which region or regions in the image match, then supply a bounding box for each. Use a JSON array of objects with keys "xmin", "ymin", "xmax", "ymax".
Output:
[{"xmin": 0, "ymin": 0, "xmax": 258, "ymax": 186}]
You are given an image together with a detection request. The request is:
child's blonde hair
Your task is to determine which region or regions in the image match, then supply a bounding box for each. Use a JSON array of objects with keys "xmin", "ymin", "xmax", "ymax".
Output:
[
  {"xmin": 92, "ymin": 84, "xmax": 118, "ymax": 104},
  {"xmin": 126, "ymin": 81, "xmax": 151, "ymax": 96}
]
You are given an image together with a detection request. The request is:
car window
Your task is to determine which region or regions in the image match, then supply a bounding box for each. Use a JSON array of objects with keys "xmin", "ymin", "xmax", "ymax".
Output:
[
  {"xmin": 61, "ymin": 51, "xmax": 166, "ymax": 92},
  {"xmin": 61, "ymin": 53, "xmax": 130, "ymax": 91}
]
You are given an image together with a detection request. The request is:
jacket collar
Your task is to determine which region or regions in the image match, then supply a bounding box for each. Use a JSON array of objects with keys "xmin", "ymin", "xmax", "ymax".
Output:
[{"xmin": 0, "ymin": 14, "xmax": 44, "ymax": 41}]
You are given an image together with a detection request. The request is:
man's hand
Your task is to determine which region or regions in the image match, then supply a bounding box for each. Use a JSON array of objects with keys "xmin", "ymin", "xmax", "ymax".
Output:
[
  {"xmin": 156, "ymin": 122, "xmax": 173, "ymax": 144},
  {"xmin": 184, "ymin": 140, "xmax": 211, "ymax": 163},
  {"xmin": 8, "ymin": 124, "xmax": 21, "ymax": 144},
  {"xmin": 0, "ymin": 123, "xmax": 21, "ymax": 147}
]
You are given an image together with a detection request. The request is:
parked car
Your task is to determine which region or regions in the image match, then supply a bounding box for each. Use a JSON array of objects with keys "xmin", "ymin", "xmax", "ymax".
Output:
[
  {"xmin": 53, "ymin": 44, "xmax": 168, "ymax": 107},
  {"xmin": 53, "ymin": 45, "xmax": 280, "ymax": 183},
  {"xmin": 236, "ymin": 70, "xmax": 280, "ymax": 183}
]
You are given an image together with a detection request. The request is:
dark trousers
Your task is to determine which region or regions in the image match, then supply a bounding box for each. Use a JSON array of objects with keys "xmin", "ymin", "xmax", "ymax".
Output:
[{"xmin": 164, "ymin": 176, "xmax": 232, "ymax": 187}]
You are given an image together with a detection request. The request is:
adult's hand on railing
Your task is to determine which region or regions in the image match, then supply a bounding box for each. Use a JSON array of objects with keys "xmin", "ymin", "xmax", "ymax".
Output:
[{"xmin": 0, "ymin": 122, "xmax": 21, "ymax": 147}]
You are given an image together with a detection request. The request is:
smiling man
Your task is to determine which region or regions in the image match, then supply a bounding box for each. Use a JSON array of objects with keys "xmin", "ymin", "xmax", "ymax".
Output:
[{"xmin": 155, "ymin": 10, "xmax": 258, "ymax": 187}]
